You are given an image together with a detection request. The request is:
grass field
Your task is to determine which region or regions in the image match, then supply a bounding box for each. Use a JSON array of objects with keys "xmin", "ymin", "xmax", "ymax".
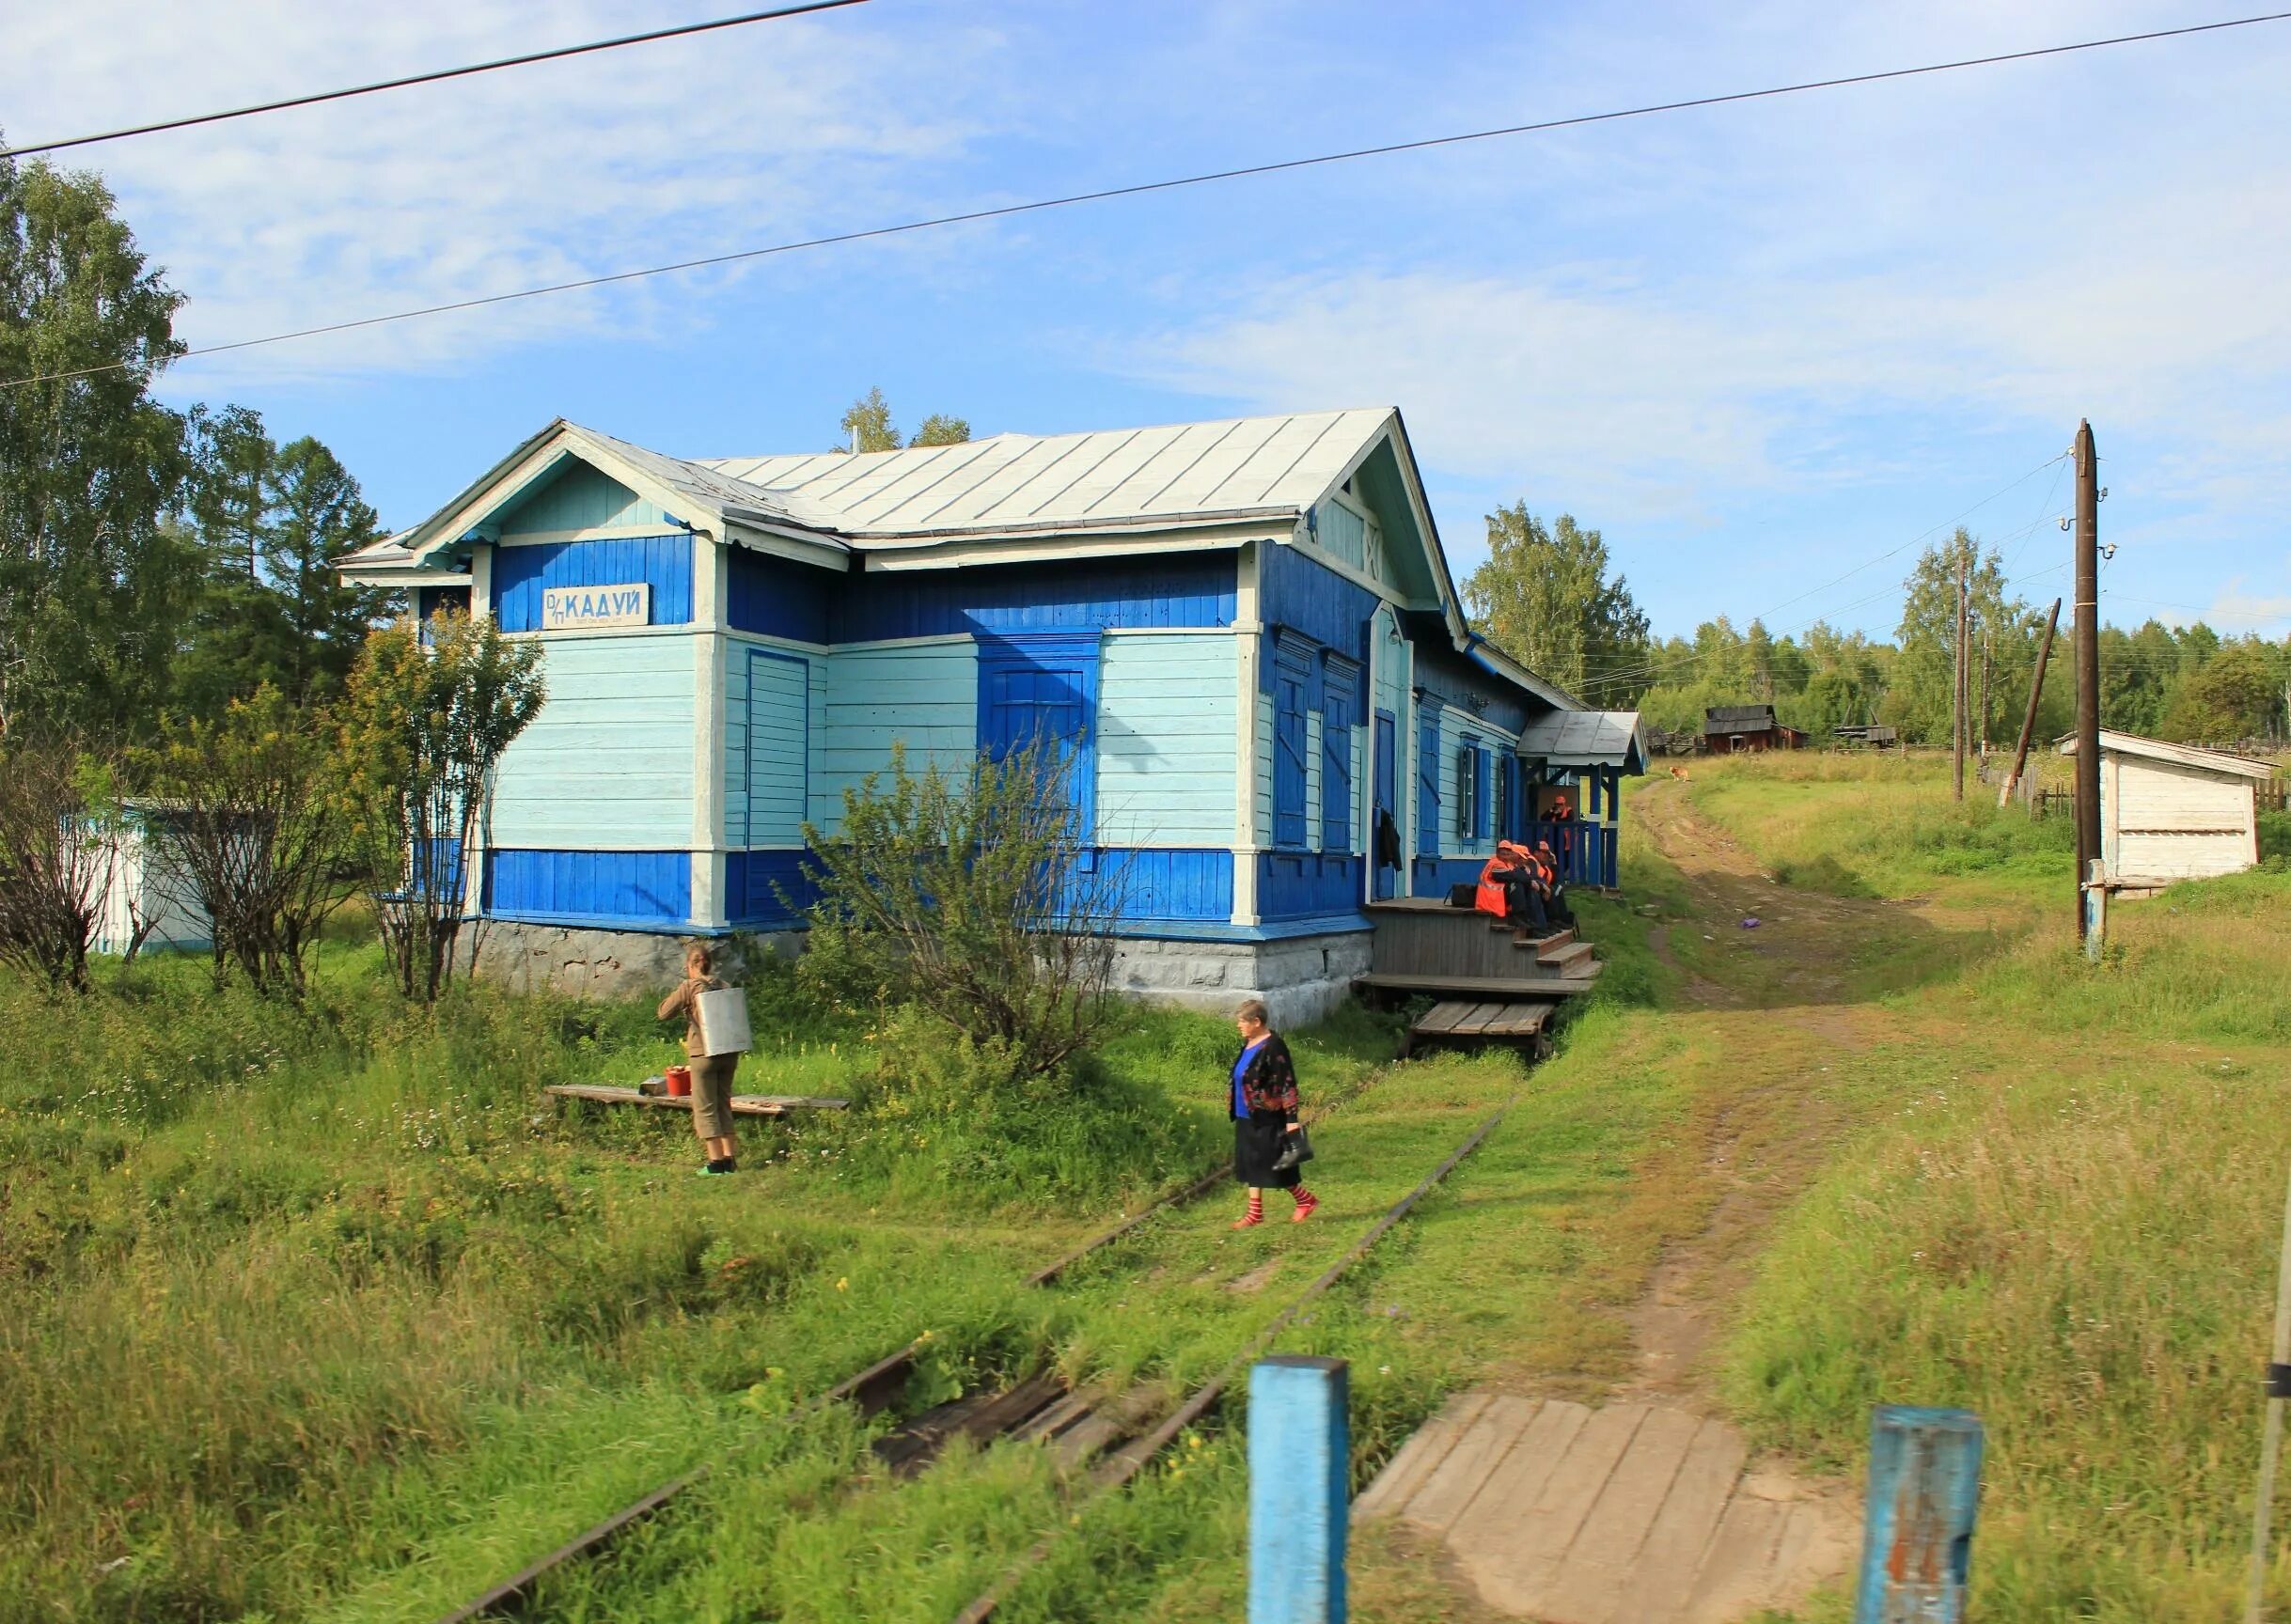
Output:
[{"xmin": 5, "ymin": 751, "xmax": 2285, "ymax": 1621}]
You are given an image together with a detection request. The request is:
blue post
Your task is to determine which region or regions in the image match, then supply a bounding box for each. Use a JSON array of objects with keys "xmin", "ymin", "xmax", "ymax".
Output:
[
  {"xmin": 1853, "ymin": 1405, "xmax": 1984, "ymax": 1623},
  {"xmin": 1248, "ymin": 1355, "xmax": 1349, "ymax": 1624}
]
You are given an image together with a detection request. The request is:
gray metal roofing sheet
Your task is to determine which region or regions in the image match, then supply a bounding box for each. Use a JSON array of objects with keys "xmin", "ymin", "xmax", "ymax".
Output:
[{"xmin": 694, "ymin": 408, "xmax": 1390, "ymax": 538}]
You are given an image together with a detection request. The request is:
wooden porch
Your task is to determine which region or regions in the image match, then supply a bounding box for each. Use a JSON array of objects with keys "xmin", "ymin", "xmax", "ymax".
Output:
[{"xmin": 1357, "ymin": 897, "xmax": 1602, "ymax": 1054}]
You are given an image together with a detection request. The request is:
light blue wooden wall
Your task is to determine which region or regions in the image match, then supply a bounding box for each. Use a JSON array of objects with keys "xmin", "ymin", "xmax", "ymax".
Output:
[
  {"xmin": 724, "ymin": 639, "xmax": 822, "ymax": 849},
  {"xmin": 1095, "ymin": 633, "xmax": 1236, "ymax": 847},
  {"xmin": 809, "ymin": 641, "xmax": 980, "ymax": 834},
  {"xmin": 1427, "ymin": 702, "xmax": 1518, "ymax": 861},
  {"xmin": 490, "ymin": 635, "xmax": 695, "ymax": 848},
  {"xmin": 494, "ymin": 459, "xmax": 671, "ymax": 535},
  {"xmin": 1251, "ymin": 689, "xmax": 1274, "ymax": 847}
]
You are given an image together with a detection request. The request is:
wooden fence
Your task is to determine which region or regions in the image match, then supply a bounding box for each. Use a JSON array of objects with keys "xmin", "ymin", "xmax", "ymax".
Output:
[{"xmin": 2034, "ymin": 785, "xmax": 2287, "ymax": 819}]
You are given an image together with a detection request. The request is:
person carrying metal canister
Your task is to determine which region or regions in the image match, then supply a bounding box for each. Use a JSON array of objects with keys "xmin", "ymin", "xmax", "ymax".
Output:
[
  {"xmin": 1229, "ymin": 998, "xmax": 1318, "ymax": 1227},
  {"xmin": 657, "ymin": 942, "xmax": 741, "ymax": 1177}
]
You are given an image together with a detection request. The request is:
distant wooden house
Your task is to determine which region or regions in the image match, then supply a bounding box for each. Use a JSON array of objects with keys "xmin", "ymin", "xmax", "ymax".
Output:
[
  {"xmin": 1832, "ymin": 724, "xmax": 1898, "ymax": 748},
  {"xmin": 2057, "ymin": 731, "xmax": 2276, "ymax": 892},
  {"xmin": 1703, "ymin": 704, "xmax": 1805, "ymax": 754}
]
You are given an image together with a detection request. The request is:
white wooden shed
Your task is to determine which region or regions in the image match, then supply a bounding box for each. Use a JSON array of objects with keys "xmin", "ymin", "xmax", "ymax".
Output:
[
  {"xmin": 2056, "ymin": 731, "xmax": 2276, "ymax": 892},
  {"xmin": 87, "ymin": 808, "xmax": 212, "ymax": 957}
]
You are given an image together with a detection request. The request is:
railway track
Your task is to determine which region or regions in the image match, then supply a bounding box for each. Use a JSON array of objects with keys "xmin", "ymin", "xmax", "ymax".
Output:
[{"xmin": 431, "ymin": 1045, "xmax": 1526, "ymax": 1623}]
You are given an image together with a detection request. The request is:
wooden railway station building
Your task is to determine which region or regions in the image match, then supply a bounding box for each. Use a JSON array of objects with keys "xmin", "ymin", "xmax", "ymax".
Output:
[{"xmin": 341, "ymin": 408, "xmax": 1643, "ymax": 1021}]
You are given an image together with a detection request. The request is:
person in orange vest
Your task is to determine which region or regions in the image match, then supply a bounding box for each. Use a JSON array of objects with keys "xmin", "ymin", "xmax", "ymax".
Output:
[
  {"xmin": 1477, "ymin": 841, "xmax": 1546, "ymax": 931},
  {"xmin": 1533, "ymin": 840, "xmax": 1576, "ymax": 929}
]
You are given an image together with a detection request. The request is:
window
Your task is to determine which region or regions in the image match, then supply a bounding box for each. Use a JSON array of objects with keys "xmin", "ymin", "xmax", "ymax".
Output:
[
  {"xmin": 1475, "ymin": 747, "xmax": 1493, "ymax": 841},
  {"xmin": 1493, "ymin": 757, "xmax": 1510, "ymax": 846},
  {"xmin": 1454, "ymin": 743, "xmax": 1478, "ymax": 837},
  {"xmin": 1271, "ymin": 633, "xmax": 1313, "ymax": 849},
  {"xmin": 1321, "ymin": 652, "xmax": 1359, "ymax": 852}
]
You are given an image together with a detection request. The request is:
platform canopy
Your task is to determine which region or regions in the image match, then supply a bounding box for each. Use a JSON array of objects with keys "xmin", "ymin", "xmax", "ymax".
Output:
[{"xmin": 1514, "ymin": 710, "xmax": 1647, "ymax": 774}]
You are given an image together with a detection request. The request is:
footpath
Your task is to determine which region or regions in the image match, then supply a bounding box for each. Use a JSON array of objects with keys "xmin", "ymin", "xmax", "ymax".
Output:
[{"xmin": 1354, "ymin": 780, "xmax": 1933, "ymax": 1621}]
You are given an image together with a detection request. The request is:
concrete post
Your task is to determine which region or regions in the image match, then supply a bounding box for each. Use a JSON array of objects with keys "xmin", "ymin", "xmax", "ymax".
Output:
[
  {"xmin": 1249, "ymin": 1355, "xmax": 1349, "ymax": 1624},
  {"xmin": 1854, "ymin": 1405, "xmax": 1984, "ymax": 1624}
]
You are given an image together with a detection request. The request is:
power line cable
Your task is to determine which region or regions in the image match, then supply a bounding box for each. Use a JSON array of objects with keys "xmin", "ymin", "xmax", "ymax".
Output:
[
  {"xmin": 8, "ymin": 8, "xmax": 2291, "ymax": 392},
  {"xmin": 0, "ymin": 0, "xmax": 871, "ymax": 161}
]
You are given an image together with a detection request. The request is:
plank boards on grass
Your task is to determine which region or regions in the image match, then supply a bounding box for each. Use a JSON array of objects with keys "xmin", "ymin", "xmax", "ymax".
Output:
[{"xmin": 543, "ymin": 1084, "xmax": 848, "ymax": 1116}]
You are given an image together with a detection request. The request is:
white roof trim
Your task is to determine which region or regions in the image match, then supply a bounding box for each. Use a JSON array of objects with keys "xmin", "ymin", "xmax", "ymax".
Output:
[{"xmin": 2058, "ymin": 730, "xmax": 2278, "ymax": 780}]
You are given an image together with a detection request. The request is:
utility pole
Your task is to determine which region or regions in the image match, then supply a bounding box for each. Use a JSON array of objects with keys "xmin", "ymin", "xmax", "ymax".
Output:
[
  {"xmin": 1980, "ymin": 632, "xmax": 1992, "ymax": 764},
  {"xmin": 2073, "ymin": 420, "xmax": 2103, "ymax": 943},
  {"xmin": 1954, "ymin": 553, "xmax": 1969, "ymax": 802},
  {"xmin": 2000, "ymin": 598, "xmax": 2061, "ymax": 808}
]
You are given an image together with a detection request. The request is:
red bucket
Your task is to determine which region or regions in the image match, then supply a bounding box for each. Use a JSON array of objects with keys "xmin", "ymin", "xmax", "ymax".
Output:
[{"xmin": 663, "ymin": 1065, "xmax": 693, "ymax": 1099}]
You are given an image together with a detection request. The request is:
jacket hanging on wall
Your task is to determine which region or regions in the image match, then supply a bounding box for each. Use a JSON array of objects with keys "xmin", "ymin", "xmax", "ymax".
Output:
[{"xmin": 1374, "ymin": 807, "xmax": 1403, "ymax": 871}]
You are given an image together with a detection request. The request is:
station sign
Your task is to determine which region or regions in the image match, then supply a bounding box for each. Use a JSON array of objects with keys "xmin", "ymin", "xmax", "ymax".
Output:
[{"xmin": 541, "ymin": 583, "xmax": 650, "ymax": 631}]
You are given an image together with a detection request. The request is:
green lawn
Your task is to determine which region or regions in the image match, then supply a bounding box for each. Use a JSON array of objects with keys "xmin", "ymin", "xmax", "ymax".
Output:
[{"xmin": 8, "ymin": 757, "xmax": 2285, "ymax": 1621}]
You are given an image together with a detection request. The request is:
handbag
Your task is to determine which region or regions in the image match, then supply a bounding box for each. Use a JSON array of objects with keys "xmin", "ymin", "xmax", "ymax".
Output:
[{"xmin": 1271, "ymin": 1124, "xmax": 1315, "ymax": 1171}]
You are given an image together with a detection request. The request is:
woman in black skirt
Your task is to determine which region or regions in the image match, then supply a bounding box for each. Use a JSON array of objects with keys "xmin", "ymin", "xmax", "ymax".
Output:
[{"xmin": 1229, "ymin": 998, "xmax": 1319, "ymax": 1227}]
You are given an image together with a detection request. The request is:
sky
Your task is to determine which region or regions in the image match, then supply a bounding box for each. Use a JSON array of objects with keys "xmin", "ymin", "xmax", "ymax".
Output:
[{"xmin": 6, "ymin": 0, "xmax": 2288, "ymax": 647}]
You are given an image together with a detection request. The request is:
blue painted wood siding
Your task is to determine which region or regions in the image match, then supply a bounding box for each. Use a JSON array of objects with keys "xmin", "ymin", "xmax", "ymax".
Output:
[
  {"xmin": 810, "ymin": 642, "xmax": 980, "ymax": 834},
  {"xmin": 1259, "ymin": 540, "xmax": 1377, "ymax": 667},
  {"xmin": 486, "ymin": 850, "xmax": 689, "ymax": 925},
  {"xmin": 728, "ymin": 547, "xmax": 833, "ymax": 644},
  {"xmin": 839, "ymin": 554, "xmax": 1233, "ymax": 642},
  {"xmin": 726, "ymin": 644, "xmax": 813, "ymax": 849},
  {"xmin": 1115, "ymin": 850, "xmax": 1233, "ymax": 921},
  {"xmin": 494, "ymin": 460, "xmax": 675, "ymax": 534},
  {"xmin": 494, "ymin": 535, "xmax": 694, "ymax": 631},
  {"xmin": 1096, "ymin": 633, "xmax": 1237, "ymax": 848},
  {"xmin": 490, "ymin": 635, "xmax": 696, "ymax": 848},
  {"xmin": 725, "ymin": 849, "xmax": 817, "ymax": 928},
  {"xmin": 1260, "ymin": 852, "xmax": 1362, "ymax": 918}
]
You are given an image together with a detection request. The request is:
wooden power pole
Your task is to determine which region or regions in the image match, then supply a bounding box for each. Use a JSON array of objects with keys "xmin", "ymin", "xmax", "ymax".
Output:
[
  {"xmin": 1954, "ymin": 554, "xmax": 1969, "ymax": 802},
  {"xmin": 1981, "ymin": 632, "xmax": 1992, "ymax": 762},
  {"xmin": 2073, "ymin": 421, "xmax": 2103, "ymax": 941},
  {"xmin": 2000, "ymin": 598, "xmax": 2062, "ymax": 807}
]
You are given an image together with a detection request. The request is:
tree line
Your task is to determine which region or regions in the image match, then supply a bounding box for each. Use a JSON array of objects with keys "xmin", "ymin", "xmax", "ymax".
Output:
[{"xmin": 1464, "ymin": 508, "xmax": 2291, "ymax": 748}]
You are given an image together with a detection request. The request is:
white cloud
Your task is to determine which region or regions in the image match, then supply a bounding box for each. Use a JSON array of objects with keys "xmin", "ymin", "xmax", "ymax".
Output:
[{"xmin": 4, "ymin": 1, "xmax": 1002, "ymax": 384}]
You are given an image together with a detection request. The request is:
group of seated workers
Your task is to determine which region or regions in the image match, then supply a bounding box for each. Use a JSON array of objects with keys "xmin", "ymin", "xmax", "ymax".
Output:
[{"xmin": 1474, "ymin": 837, "xmax": 1574, "ymax": 935}]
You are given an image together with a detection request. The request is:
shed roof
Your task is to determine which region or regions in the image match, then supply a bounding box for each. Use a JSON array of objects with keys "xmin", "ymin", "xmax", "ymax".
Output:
[
  {"xmin": 2056, "ymin": 730, "xmax": 2278, "ymax": 780},
  {"xmin": 1703, "ymin": 703, "xmax": 1778, "ymax": 732},
  {"xmin": 1515, "ymin": 710, "xmax": 1646, "ymax": 773}
]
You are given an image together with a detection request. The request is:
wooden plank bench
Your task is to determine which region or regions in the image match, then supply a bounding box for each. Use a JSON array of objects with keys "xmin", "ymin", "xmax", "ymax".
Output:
[
  {"xmin": 1401, "ymin": 997, "xmax": 1560, "ymax": 1059},
  {"xmin": 543, "ymin": 1084, "xmax": 849, "ymax": 1118}
]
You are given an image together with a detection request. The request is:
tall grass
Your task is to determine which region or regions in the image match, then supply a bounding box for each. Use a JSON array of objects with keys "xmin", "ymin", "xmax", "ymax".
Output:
[{"xmin": 1696, "ymin": 751, "xmax": 2291, "ymax": 1618}]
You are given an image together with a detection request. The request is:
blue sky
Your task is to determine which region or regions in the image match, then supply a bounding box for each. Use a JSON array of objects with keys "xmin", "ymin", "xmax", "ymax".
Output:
[{"xmin": 8, "ymin": 0, "xmax": 2288, "ymax": 642}]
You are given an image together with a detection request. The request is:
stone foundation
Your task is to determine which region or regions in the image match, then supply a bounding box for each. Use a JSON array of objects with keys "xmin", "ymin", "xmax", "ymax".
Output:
[
  {"xmin": 468, "ymin": 917, "xmax": 1373, "ymax": 1024},
  {"xmin": 1107, "ymin": 930, "xmax": 1373, "ymax": 1028},
  {"xmin": 467, "ymin": 920, "xmax": 801, "ymax": 1002}
]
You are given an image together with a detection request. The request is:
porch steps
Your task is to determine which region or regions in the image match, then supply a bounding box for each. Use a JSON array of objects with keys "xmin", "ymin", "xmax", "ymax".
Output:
[{"xmin": 1536, "ymin": 939, "xmax": 1598, "ymax": 976}]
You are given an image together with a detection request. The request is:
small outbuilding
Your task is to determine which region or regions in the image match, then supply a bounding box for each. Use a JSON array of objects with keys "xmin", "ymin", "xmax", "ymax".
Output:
[
  {"xmin": 1703, "ymin": 704, "xmax": 1805, "ymax": 754},
  {"xmin": 2056, "ymin": 730, "xmax": 2277, "ymax": 891},
  {"xmin": 87, "ymin": 805, "xmax": 212, "ymax": 958}
]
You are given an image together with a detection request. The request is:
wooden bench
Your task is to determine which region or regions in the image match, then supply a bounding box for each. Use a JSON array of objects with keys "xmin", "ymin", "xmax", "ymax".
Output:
[
  {"xmin": 543, "ymin": 1084, "xmax": 849, "ymax": 1117},
  {"xmin": 1400, "ymin": 998, "xmax": 1561, "ymax": 1058}
]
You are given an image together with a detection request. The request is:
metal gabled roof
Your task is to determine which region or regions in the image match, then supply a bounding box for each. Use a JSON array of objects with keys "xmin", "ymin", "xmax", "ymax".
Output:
[
  {"xmin": 698, "ymin": 408, "xmax": 1395, "ymax": 539},
  {"xmin": 1515, "ymin": 710, "xmax": 1648, "ymax": 773},
  {"xmin": 2058, "ymin": 730, "xmax": 2278, "ymax": 780}
]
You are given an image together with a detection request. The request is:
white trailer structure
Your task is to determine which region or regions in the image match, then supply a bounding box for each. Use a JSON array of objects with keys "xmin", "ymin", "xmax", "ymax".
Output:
[{"xmin": 2058, "ymin": 730, "xmax": 2277, "ymax": 893}]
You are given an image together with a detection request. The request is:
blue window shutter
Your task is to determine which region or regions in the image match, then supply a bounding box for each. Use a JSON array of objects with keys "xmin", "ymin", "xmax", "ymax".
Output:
[
  {"xmin": 1271, "ymin": 633, "xmax": 1312, "ymax": 850},
  {"xmin": 1416, "ymin": 711, "xmax": 1440, "ymax": 856},
  {"xmin": 1320, "ymin": 653, "xmax": 1359, "ymax": 853}
]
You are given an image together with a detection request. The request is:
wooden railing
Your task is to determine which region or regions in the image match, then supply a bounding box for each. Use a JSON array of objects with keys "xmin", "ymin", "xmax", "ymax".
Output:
[{"xmin": 1526, "ymin": 820, "xmax": 1617, "ymax": 889}]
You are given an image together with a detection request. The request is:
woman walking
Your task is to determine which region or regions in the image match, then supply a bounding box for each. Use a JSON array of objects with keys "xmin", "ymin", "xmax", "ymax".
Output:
[
  {"xmin": 1230, "ymin": 998, "xmax": 1319, "ymax": 1227},
  {"xmin": 657, "ymin": 942, "xmax": 741, "ymax": 1177}
]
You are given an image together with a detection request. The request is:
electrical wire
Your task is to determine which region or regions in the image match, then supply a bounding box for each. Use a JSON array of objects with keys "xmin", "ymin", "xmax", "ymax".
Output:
[
  {"xmin": 8, "ymin": 8, "xmax": 2291, "ymax": 391},
  {"xmin": 0, "ymin": 0, "xmax": 871, "ymax": 161}
]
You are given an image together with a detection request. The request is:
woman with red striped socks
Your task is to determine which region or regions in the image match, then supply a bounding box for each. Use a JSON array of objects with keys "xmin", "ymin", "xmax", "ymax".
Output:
[{"xmin": 1229, "ymin": 998, "xmax": 1319, "ymax": 1227}]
